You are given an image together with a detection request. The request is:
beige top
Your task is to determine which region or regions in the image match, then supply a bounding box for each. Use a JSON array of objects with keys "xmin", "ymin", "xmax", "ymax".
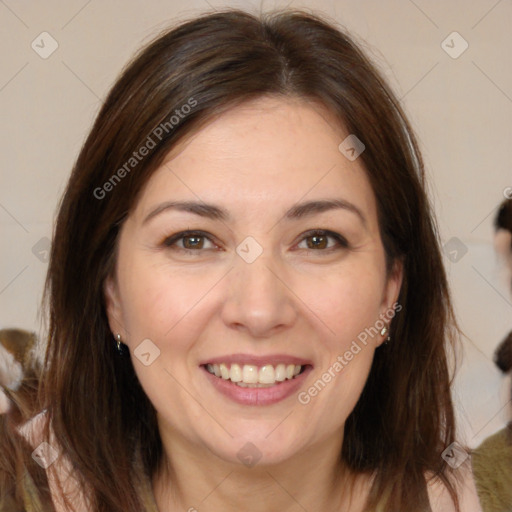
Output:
[
  {"xmin": 15, "ymin": 410, "xmax": 484, "ymax": 512},
  {"xmin": 15, "ymin": 410, "xmax": 159, "ymax": 512}
]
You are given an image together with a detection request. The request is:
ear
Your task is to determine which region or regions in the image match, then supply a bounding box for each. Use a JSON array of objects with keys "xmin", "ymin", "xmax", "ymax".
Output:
[
  {"xmin": 382, "ymin": 258, "xmax": 403, "ymax": 309},
  {"xmin": 103, "ymin": 274, "xmax": 125, "ymax": 339},
  {"xmin": 377, "ymin": 258, "xmax": 404, "ymax": 346}
]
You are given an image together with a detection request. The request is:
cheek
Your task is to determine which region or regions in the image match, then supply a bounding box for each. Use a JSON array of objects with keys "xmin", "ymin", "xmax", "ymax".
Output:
[
  {"xmin": 116, "ymin": 261, "xmax": 214, "ymax": 427},
  {"xmin": 118, "ymin": 258, "xmax": 216, "ymax": 346},
  {"xmin": 292, "ymin": 263, "xmax": 384, "ymax": 415},
  {"xmin": 296, "ymin": 262, "xmax": 386, "ymax": 349}
]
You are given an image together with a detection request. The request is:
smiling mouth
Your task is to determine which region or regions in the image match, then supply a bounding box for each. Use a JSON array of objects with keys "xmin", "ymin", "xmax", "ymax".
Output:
[{"xmin": 203, "ymin": 363, "xmax": 308, "ymax": 387}]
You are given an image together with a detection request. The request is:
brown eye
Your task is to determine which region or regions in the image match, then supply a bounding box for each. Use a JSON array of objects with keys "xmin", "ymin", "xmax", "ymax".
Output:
[
  {"xmin": 306, "ymin": 234, "xmax": 328, "ymax": 249},
  {"xmin": 182, "ymin": 235, "xmax": 205, "ymax": 249},
  {"xmin": 162, "ymin": 231, "xmax": 217, "ymax": 252},
  {"xmin": 297, "ymin": 230, "xmax": 349, "ymax": 252}
]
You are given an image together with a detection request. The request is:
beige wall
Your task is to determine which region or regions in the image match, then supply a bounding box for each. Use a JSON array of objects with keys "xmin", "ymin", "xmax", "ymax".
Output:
[{"xmin": 1, "ymin": 0, "xmax": 510, "ymax": 447}]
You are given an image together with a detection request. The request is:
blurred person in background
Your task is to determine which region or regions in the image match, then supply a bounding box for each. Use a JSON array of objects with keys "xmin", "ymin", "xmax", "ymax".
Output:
[{"xmin": 472, "ymin": 197, "xmax": 512, "ymax": 512}]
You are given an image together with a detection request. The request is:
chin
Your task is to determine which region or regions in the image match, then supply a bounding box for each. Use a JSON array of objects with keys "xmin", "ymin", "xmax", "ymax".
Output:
[{"xmin": 202, "ymin": 428, "xmax": 305, "ymax": 469}]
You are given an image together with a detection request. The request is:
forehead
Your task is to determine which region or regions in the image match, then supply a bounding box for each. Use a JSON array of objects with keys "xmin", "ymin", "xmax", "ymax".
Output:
[{"xmin": 132, "ymin": 96, "xmax": 378, "ymax": 226}]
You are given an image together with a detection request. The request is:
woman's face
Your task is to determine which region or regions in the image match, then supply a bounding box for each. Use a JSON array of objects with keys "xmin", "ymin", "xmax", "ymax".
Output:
[{"xmin": 105, "ymin": 96, "xmax": 402, "ymax": 467}]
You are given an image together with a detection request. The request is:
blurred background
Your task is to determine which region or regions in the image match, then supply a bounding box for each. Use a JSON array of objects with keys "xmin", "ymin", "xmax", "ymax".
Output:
[{"xmin": 0, "ymin": 0, "xmax": 510, "ymax": 448}]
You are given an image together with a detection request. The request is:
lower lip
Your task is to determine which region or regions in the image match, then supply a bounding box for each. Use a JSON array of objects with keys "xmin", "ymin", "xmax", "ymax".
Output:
[{"xmin": 201, "ymin": 365, "xmax": 313, "ymax": 406}]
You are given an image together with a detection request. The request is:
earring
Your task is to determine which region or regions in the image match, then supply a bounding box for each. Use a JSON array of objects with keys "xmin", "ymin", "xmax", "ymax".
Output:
[
  {"xmin": 380, "ymin": 325, "xmax": 391, "ymax": 343},
  {"xmin": 115, "ymin": 333, "xmax": 126, "ymax": 356}
]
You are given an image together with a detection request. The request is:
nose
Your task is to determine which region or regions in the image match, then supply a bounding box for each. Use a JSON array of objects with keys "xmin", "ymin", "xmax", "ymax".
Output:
[{"xmin": 220, "ymin": 252, "xmax": 298, "ymax": 338}]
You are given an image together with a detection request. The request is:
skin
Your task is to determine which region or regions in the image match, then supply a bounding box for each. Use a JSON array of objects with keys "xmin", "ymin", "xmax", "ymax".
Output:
[{"xmin": 104, "ymin": 96, "xmax": 404, "ymax": 511}]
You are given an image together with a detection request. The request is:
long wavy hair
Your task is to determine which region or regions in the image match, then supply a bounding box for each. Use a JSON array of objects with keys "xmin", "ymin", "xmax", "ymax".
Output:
[{"xmin": 1, "ymin": 8, "xmax": 463, "ymax": 511}]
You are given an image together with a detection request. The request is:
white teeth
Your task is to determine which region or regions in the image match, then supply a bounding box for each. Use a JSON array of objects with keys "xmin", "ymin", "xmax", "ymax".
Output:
[
  {"xmin": 219, "ymin": 363, "xmax": 230, "ymax": 379},
  {"xmin": 259, "ymin": 365, "xmax": 275, "ymax": 384},
  {"xmin": 275, "ymin": 364, "xmax": 286, "ymax": 382},
  {"xmin": 230, "ymin": 363, "xmax": 242, "ymax": 382},
  {"xmin": 242, "ymin": 365, "xmax": 259, "ymax": 384},
  {"xmin": 206, "ymin": 362, "xmax": 303, "ymax": 385},
  {"xmin": 235, "ymin": 381, "xmax": 275, "ymax": 388}
]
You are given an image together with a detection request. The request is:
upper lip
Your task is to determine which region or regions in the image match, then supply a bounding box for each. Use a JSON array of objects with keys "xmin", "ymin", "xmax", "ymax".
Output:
[{"xmin": 200, "ymin": 353, "xmax": 313, "ymax": 367}]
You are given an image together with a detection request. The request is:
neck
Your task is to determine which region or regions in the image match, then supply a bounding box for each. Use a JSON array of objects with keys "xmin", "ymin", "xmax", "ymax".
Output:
[{"xmin": 152, "ymin": 429, "xmax": 367, "ymax": 512}]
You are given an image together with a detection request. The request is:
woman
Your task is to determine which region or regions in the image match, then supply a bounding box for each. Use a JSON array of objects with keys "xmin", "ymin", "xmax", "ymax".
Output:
[
  {"xmin": 471, "ymin": 198, "xmax": 512, "ymax": 512},
  {"xmin": 0, "ymin": 8, "xmax": 482, "ymax": 511}
]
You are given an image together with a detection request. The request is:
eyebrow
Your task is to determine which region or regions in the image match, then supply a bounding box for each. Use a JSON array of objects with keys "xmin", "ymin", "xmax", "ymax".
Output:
[{"xmin": 143, "ymin": 198, "xmax": 366, "ymax": 226}]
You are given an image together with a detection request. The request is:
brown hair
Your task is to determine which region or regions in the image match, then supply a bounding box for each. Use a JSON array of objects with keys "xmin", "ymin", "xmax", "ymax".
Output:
[
  {"xmin": 495, "ymin": 331, "xmax": 512, "ymax": 374},
  {"xmin": 0, "ymin": 329, "xmax": 43, "ymax": 510},
  {"xmin": 495, "ymin": 198, "xmax": 512, "ymax": 234},
  {"xmin": 494, "ymin": 199, "xmax": 512, "ymax": 436},
  {"xmin": 1, "ymin": 8, "xmax": 463, "ymax": 511}
]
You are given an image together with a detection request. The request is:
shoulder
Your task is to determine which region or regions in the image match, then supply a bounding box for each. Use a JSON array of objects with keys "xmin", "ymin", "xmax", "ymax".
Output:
[
  {"xmin": 15, "ymin": 407, "xmax": 48, "ymax": 447},
  {"xmin": 16, "ymin": 409, "xmax": 93, "ymax": 512},
  {"xmin": 0, "ymin": 409, "xmax": 48, "ymax": 510},
  {"xmin": 472, "ymin": 425, "xmax": 512, "ymax": 460},
  {"xmin": 471, "ymin": 426, "xmax": 512, "ymax": 511},
  {"xmin": 426, "ymin": 461, "xmax": 483, "ymax": 512}
]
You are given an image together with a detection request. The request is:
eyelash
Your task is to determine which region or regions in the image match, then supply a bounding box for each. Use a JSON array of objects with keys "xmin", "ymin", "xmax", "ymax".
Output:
[{"xmin": 161, "ymin": 229, "xmax": 349, "ymax": 255}]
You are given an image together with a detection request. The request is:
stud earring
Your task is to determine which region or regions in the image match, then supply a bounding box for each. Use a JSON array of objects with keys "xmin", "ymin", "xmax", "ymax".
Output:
[
  {"xmin": 380, "ymin": 325, "xmax": 391, "ymax": 343},
  {"xmin": 115, "ymin": 333, "xmax": 126, "ymax": 356}
]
